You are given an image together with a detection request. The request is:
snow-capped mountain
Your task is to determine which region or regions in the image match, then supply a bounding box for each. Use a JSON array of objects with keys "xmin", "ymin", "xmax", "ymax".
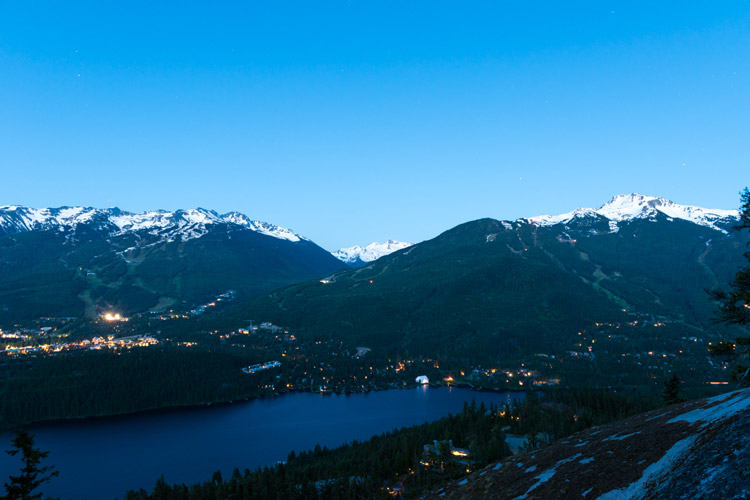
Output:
[
  {"xmin": 527, "ymin": 194, "xmax": 739, "ymax": 232},
  {"xmin": 0, "ymin": 206, "xmax": 305, "ymax": 243},
  {"xmin": 0, "ymin": 205, "xmax": 345, "ymax": 321},
  {"xmin": 333, "ymin": 240, "xmax": 413, "ymax": 265}
]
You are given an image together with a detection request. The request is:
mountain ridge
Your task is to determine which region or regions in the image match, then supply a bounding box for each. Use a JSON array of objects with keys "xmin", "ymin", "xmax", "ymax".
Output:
[
  {"xmin": 232, "ymin": 195, "xmax": 748, "ymax": 389},
  {"xmin": 0, "ymin": 205, "xmax": 345, "ymax": 322},
  {"xmin": 333, "ymin": 239, "xmax": 413, "ymax": 266},
  {"xmin": 1, "ymin": 194, "xmax": 740, "ymax": 251},
  {"xmin": 527, "ymin": 193, "xmax": 739, "ymax": 232},
  {"xmin": 0, "ymin": 205, "xmax": 305, "ymax": 243}
]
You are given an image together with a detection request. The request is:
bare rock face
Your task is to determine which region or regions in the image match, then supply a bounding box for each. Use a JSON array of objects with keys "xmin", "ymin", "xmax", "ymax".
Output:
[{"xmin": 424, "ymin": 389, "xmax": 750, "ymax": 500}]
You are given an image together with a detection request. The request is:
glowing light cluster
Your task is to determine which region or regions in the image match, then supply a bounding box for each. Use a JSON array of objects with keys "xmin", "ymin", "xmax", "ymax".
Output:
[{"xmin": 102, "ymin": 312, "xmax": 128, "ymax": 322}]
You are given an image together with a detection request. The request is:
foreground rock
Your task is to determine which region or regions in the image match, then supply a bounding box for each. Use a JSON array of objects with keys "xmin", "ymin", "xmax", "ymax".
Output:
[{"xmin": 424, "ymin": 388, "xmax": 750, "ymax": 500}]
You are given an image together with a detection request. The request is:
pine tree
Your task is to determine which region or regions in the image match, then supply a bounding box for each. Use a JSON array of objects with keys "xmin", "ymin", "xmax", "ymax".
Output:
[
  {"xmin": 711, "ymin": 188, "xmax": 750, "ymax": 325},
  {"xmin": 663, "ymin": 373, "xmax": 684, "ymax": 406},
  {"xmin": 2, "ymin": 429, "xmax": 58, "ymax": 500},
  {"xmin": 710, "ymin": 188, "xmax": 750, "ymax": 386}
]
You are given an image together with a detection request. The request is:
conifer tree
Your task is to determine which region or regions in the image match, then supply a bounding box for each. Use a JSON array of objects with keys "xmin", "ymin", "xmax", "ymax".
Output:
[
  {"xmin": 712, "ymin": 188, "xmax": 750, "ymax": 325},
  {"xmin": 710, "ymin": 188, "xmax": 750, "ymax": 386},
  {"xmin": 2, "ymin": 429, "xmax": 58, "ymax": 500},
  {"xmin": 663, "ymin": 373, "xmax": 684, "ymax": 406}
]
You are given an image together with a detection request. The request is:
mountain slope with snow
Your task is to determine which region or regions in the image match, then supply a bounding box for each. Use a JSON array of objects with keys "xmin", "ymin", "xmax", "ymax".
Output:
[
  {"xmin": 238, "ymin": 194, "xmax": 748, "ymax": 376},
  {"xmin": 333, "ymin": 240, "xmax": 412, "ymax": 266},
  {"xmin": 425, "ymin": 388, "xmax": 750, "ymax": 500},
  {"xmin": 528, "ymin": 194, "xmax": 739, "ymax": 232},
  {"xmin": 0, "ymin": 206, "xmax": 305, "ymax": 243},
  {"xmin": 0, "ymin": 206, "xmax": 345, "ymax": 322}
]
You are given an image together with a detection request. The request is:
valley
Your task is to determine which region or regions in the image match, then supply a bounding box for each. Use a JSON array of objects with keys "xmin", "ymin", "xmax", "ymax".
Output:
[
  {"xmin": 1, "ymin": 194, "xmax": 748, "ymax": 499},
  {"xmin": 0, "ymin": 274, "xmax": 737, "ymax": 430},
  {"xmin": 5, "ymin": 4, "xmax": 750, "ymax": 498}
]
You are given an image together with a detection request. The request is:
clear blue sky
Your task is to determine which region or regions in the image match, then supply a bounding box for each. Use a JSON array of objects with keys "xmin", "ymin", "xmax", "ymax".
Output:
[{"xmin": 1, "ymin": 2, "xmax": 749, "ymax": 250}]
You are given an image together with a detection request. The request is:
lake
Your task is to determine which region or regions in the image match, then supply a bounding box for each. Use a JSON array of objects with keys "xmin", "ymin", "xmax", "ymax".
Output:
[{"xmin": 0, "ymin": 387, "xmax": 523, "ymax": 500}]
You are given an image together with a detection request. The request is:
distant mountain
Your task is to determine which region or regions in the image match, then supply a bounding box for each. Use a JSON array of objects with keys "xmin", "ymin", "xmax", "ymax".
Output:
[
  {"xmin": 424, "ymin": 388, "xmax": 750, "ymax": 500},
  {"xmin": 237, "ymin": 194, "xmax": 747, "ymax": 367},
  {"xmin": 529, "ymin": 193, "xmax": 738, "ymax": 232},
  {"xmin": 0, "ymin": 206, "xmax": 347, "ymax": 322},
  {"xmin": 333, "ymin": 240, "xmax": 413, "ymax": 266},
  {"xmin": 0, "ymin": 206, "xmax": 305, "ymax": 242}
]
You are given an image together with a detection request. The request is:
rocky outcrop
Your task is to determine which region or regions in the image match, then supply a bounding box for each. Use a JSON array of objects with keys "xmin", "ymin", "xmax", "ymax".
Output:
[{"xmin": 424, "ymin": 389, "xmax": 750, "ymax": 500}]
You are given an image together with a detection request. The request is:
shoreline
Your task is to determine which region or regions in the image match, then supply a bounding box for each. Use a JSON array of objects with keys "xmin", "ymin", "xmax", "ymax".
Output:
[{"xmin": 4, "ymin": 383, "xmax": 530, "ymax": 433}]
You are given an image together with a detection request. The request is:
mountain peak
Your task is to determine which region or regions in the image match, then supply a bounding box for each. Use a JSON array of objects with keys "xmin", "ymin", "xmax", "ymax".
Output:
[
  {"xmin": 599, "ymin": 193, "xmax": 681, "ymax": 216},
  {"xmin": 333, "ymin": 240, "xmax": 413, "ymax": 265},
  {"xmin": 0, "ymin": 205, "xmax": 305, "ymax": 243},
  {"xmin": 529, "ymin": 194, "xmax": 739, "ymax": 231}
]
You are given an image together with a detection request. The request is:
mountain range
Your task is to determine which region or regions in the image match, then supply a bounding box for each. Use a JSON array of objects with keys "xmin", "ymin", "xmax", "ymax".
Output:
[
  {"xmin": 333, "ymin": 240, "xmax": 413, "ymax": 266},
  {"xmin": 232, "ymin": 194, "xmax": 747, "ymax": 376},
  {"xmin": 0, "ymin": 206, "xmax": 346, "ymax": 322},
  {"xmin": 2, "ymin": 194, "xmax": 746, "ymax": 358},
  {"xmin": 0, "ymin": 205, "xmax": 306, "ymax": 242},
  {"xmin": 529, "ymin": 193, "xmax": 738, "ymax": 232}
]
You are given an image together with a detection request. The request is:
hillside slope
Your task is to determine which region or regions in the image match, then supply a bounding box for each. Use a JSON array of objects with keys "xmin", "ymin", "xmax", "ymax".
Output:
[
  {"xmin": 238, "ymin": 196, "xmax": 747, "ymax": 365},
  {"xmin": 425, "ymin": 388, "xmax": 750, "ymax": 500},
  {"xmin": 0, "ymin": 206, "xmax": 347, "ymax": 321}
]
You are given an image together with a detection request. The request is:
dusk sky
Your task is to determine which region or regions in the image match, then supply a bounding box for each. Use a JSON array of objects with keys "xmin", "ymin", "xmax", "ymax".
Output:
[{"xmin": 1, "ymin": 2, "xmax": 749, "ymax": 250}]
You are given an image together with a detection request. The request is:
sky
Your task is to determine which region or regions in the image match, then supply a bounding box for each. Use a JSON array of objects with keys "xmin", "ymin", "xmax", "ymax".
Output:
[{"xmin": 1, "ymin": 2, "xmax": 749, "ymax": 250}]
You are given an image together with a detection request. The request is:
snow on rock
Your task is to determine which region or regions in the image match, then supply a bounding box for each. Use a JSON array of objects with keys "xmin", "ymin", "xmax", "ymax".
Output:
[
  {"xmin": 221, "ymin": 212, "xmax": 305, "ymax": 242},
  {"xmin": 421, "ymin": 388, "xmax": 750, "ymax": 500},
  {"xmin": 0, "ymin": 206, "xmax": 106, "ymax": 232},
  {"xmin": 667, "ymin": 387, "xmax": 750, "ymax": 428},
  {"xmin": 513, "ymin": 454, "xmax": 581, "ymax": 500},
  {"xmin": 603, "ymin": 431, "xmax": 642, "ymax": 441},
  {"xmin": 333, "ymin": 240, "xmax": 412, "ymax": 264},
  {"xmin": 528, "ymin": 194, "xmax": 738, "ymax": 232},
  {"xmin": 512, "ymin": 466, "xmax": 559, "ymax": 500},
  {"xmin": 0, "ymin": 205, "xmax": 305, "ymax": 243},
  {"xmin": 595, "ymin": 436, "xmax": 699, "ymax": 500}
]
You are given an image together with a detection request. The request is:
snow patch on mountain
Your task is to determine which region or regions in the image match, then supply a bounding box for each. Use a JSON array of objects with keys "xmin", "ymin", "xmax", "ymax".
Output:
[
  {"xmin": 422, "ymin": 388, "xmax": 750, "ymax": 500},
  {"xmin": 333, "ymin": 240, "xmax": 412, "ymax": 264},
  {"xmin": 0, "ymin": 206, "xmax": 304, "ymax": 243},
  {"xmin": 0, "ymin": 206, "xmax": 104, "ymax": 232},
  {"xmin": 596, "ymin": 435, "xmax": 699, "ymax": 500},
  {"xmin": 528, "ymin": 194, "xmax": 739, "ymax": 232},
  {"xmin": 668, "ymin": 387, "xmax": 750, "ymax": 428}
]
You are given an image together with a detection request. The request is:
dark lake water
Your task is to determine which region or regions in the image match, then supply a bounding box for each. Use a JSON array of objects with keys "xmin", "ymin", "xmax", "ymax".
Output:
[{"xmin": 0, "ymin": 387, "xmax": 523, "ymax": 500}]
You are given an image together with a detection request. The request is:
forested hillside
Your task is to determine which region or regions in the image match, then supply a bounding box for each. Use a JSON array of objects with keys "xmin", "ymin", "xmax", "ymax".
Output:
[
  {"xmin": 233, "ymin": 213, "xmax": 748, "ymax": 363},
  {"xmin": 0, "ymin": 207, "xmax": 346, "ymax": 322}
]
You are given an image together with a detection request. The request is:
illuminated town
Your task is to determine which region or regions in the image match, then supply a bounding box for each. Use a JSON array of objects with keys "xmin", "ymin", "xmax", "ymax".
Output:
[
  {"xmin": 0, "ymin": 300, "xmax": 734, "ymax": 395},
  {"xmin": 2, "ymin": 330, "xmax": 158, "ymax": 357}
]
